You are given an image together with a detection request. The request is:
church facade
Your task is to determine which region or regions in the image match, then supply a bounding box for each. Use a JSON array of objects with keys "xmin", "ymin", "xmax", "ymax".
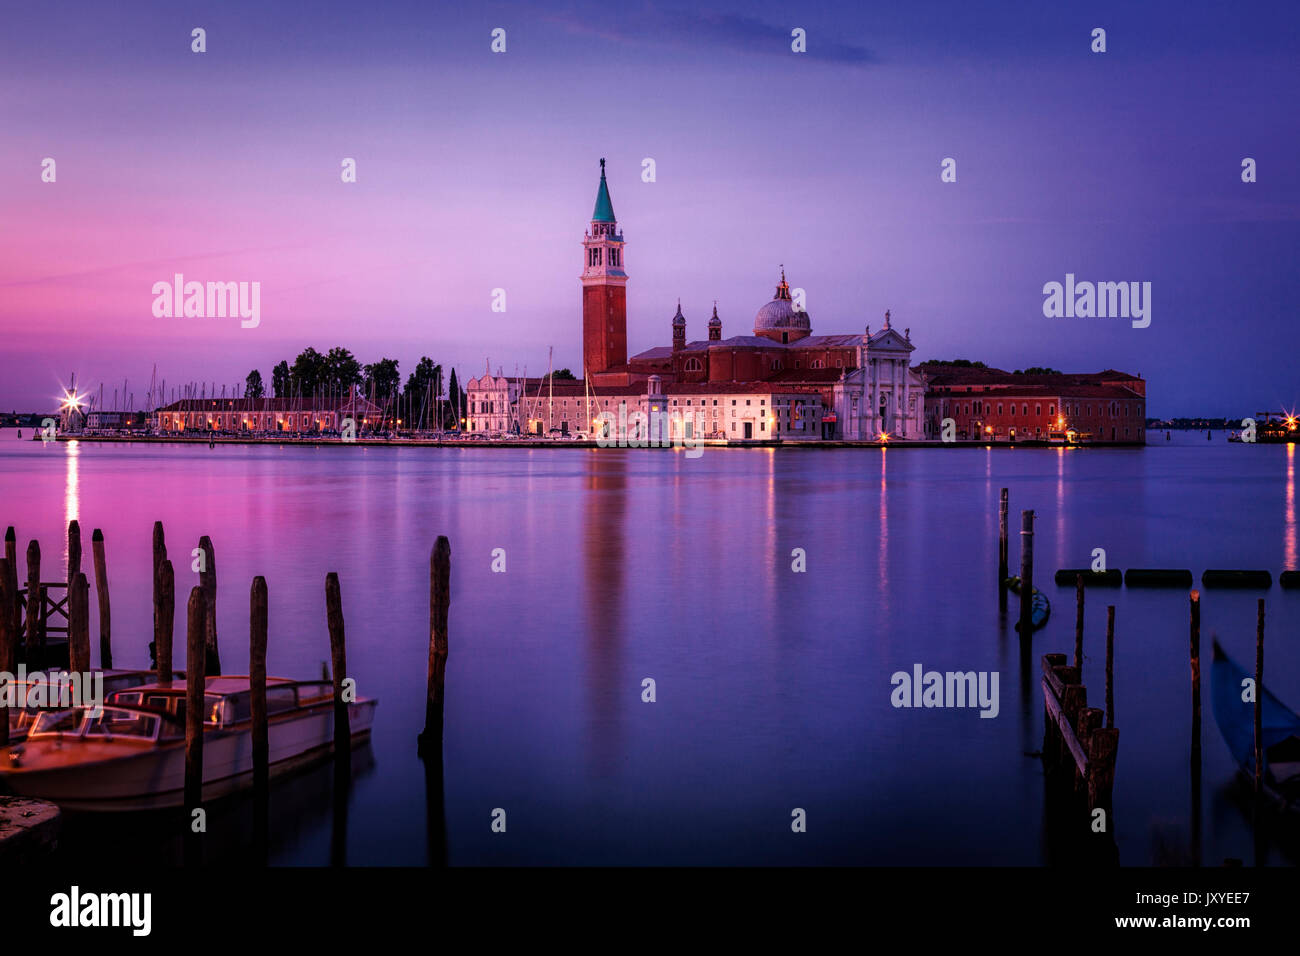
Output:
[{"xmin": 831, "ymin": 316, "xmax": 927, "ymax": 440}]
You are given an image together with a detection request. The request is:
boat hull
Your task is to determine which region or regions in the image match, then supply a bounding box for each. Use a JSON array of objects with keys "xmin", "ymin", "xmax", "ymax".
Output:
[{"xmin": 1, "ymin": 700, "xmax": 375, "ymax": 811}]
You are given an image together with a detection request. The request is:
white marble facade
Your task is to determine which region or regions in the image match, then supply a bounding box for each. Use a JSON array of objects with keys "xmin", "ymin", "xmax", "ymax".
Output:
[{"xmin": 832, "ymin": 313, "xmax": 926, "ymax": 440}]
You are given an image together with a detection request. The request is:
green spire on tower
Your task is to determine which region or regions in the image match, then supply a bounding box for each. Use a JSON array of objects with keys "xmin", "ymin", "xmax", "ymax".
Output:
[{"xmin": 592, "ymin": 157, "xmax": 616, "ymax": 223}]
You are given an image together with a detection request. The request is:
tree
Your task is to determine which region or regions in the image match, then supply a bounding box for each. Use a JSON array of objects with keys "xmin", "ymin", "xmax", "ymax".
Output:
[
  {"xmin": 323, "ymin": 347, "xmax": 363, "ymax": 395},
  {"xmin": 447, "ymin": 368, "xmax": 463, "ymax": 429},
  {"xmin": 1016, "ymin": 367, "xmax": 1062, "ymax": 376},
  {"xmin": 402, "ymin": 357, "xmax": 441, "ymax": 428},
  {"xmin": 923, "ymin": 359, "xmax": 987, "ymax": 369},
  {"xmin": 553, "ymin": 368, "xmax": 577, "ymax": 381},
  {"xmin": 272, "ymin": 361, "xmax": 291, "ymax": 398},
  {"xmin": 290, "ymin": 347, "xmax": 326, "ymax": 397},
  {"xmin": 244, "ymin": 369, "xmax": 265, "ymax": 399}
]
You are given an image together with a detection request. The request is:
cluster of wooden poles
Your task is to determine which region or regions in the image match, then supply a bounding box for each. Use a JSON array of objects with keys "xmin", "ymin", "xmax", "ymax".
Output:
[
  {"xmin": 0, "ymin": 519, "xmax": 455, "ymax": 864},
  {"xmin": 996, "ymin": 486, "xmax": 1281, "ymax": 861}
]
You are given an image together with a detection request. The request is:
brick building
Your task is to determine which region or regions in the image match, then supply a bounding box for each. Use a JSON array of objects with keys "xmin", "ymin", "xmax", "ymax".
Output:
[{"xmin": 922, "ymin": 366, "xmax": 1146, "ymax": 443}]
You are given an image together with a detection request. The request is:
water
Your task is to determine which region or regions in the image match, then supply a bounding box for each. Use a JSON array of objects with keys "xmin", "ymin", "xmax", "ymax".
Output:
[{"xmin": 1, "ymin": 429, "xmax": 1297, "ymax": 866}]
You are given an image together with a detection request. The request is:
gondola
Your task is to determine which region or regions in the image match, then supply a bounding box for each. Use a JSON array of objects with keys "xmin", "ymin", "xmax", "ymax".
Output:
[{"xmin": 1211, "ymin": 640, "xmax": 1300, "ymax": 817}]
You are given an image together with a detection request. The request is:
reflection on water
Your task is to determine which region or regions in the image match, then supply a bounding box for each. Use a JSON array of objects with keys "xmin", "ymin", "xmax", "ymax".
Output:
[
  {"xmin": 1055, "ymin": 447, "xmax": 1066, "ymax": 571},
  {"xmin": 0, "ymin": 431, "xmax": 1298, "ymax": 865},
  {"xmin": 1287, "ymin": 443, "xmax": 1296, "ymax": 570},
  {"xmin": 63, "ymin": 440, "xmax": 79, "ymax": 542},
  {"xmin": 878, "ymin": 448, "xmax": 889, "ymax": 616},
  {"xmin": 583, "ymin": 451, "xmax": 626, "ymax": 781}
]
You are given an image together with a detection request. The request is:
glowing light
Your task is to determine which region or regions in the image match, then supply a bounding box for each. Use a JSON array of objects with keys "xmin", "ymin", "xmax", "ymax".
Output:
[
  {"xmin": 58, "ymin": 388, "xmax": 86, "ymax": 412},
  {"xmin": 878, "ymin": 431, "xmax": 891, "ymax": 443}
]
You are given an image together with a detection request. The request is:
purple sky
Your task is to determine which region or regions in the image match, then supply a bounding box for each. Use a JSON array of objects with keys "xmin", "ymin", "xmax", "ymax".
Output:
[{"xmin": 1, "ymin": 1, "xmax": 1297, "ymax": 415}]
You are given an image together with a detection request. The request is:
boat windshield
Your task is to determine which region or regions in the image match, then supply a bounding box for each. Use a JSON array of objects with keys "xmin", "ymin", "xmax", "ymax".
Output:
[
  {"xmin": 28, "ymin": 709, "xmax": 84, "ymax": 737},
  {"xmin": 28, "ymin": 707, "xmax": 160, "ymax": 740},
  {"xmin": 83, "ymin": 708, "xmax": 160, "ymax": 740}
]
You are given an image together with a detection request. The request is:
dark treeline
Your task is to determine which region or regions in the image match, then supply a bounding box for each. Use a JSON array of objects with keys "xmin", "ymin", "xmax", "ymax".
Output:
[{"xmin": 244, "ymin": 347, "xmax": 467, "ymax": 430}]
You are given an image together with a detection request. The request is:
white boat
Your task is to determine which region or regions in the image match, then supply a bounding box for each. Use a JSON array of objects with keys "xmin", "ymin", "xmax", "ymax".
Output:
[{"xmin": 1, "ymin": 676, "xmax": 376, "ymax": 811}]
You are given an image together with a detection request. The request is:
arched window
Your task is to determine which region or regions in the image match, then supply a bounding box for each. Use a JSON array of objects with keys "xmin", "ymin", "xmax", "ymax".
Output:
[{"xmin": 684, "ymin": 358, "xmax": 702, "ymax": 372}]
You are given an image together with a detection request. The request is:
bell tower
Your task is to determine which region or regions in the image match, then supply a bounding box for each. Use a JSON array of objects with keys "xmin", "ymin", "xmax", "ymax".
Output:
[{"xmin": 581, "ymin": 158, "xmax": 628, "ymax": 375}]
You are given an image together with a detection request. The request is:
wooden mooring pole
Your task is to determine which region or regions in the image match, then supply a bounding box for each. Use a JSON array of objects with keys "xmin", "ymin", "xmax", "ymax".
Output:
[
  {"xmin": 152, "ymin": 521, "xmax": 166, "ymax": 630},
  {"xmin": 66, "ymin": 520, "xmax": 81, "ymax": 588},
  {"xmin": 0, "ymin": 558, "xmax": 16, "ymax": 746},
  {"xmin": 325, "ymin": 572, "xmax": 349, "ymax": 766},
  {"xmin": 25, "ymin": 541, "xmax": 40, "ymax": 658},
  {"xmin": 184, "ymin": 586, "xmax": 207, "ymax": 815},
  {"xmin": 1189, "ymin": 591, "xmax": 1201, "ymax": 771},
  {"xmin": 1254, "ymin": 599, "xmax": 1265, "ymax": 798},
  {"xmin": 1189, "ymin": 589, "xmax": 1203, "ymax": 867},
  {"xmin": 91, "ymin": 529, "xmax": 111, "ymax": 668},
  {"xmin": 998, "ymin": 488, "xmax": 1009, "ymax": 602},
  {"xmin": 1019, "ymin": 510, "xmax": 1035, "ymax": 636},
  {"xmin": 1105, "ymin": 605, "xmax": 1115, "ymax": 729},
  {"xmin": 156, "ymin": 560, "xmax": 175, "ymax": 682},
  {"xmin": 250, "ymin": 575, "xmax": 269, "ymax": 857},
  {"xmin": 420, "ymin": 537, "xmax": 451, "ymax": 753},
  {"xmin": 68, "ymin": 572, "xmax": 90, "ymax": 674},
  {"xmin": 250, "ymin": 577, "xmax": 269, "ymax": 796},
  {"xmin": 198, "ymin": 535, "xmax": 220, "ymax": 675},
  {"xmin": 1074, "ymin": 574, "xmax": 1084, "ymax": 669},
  {"xmin": 3, "ymin": 528, "xmax": 17, "ymax": 645}
]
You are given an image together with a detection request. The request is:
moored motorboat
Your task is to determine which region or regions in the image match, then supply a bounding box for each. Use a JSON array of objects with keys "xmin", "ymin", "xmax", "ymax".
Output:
[
  {"xmin": 0, "ymin": 676, "xmax": 376, "ymax": 811},
  {"xmin": 1211, "ymin": 640, "xmax": 1300, "ymax": 818}
]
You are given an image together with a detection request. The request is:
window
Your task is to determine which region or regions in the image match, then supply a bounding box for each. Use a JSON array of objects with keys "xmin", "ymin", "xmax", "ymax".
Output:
[
  {"xmin": 1022, "ymin": 404, "xmax": 1028, "ymax": 416},
  {"xmin": 1036, "ymin": 404, "xmax": 1042, "ymax": 416},
  {"xmin": 1049, "ymin": 404, "xmax": 1055, "ymax": 416},
  {"xmin": 684, "ymin": 358, "xmax": 702, "ymax": 372},
  {"xmin": 997, "ymin": 403, "xmax": 1003, "ymax": 415}
]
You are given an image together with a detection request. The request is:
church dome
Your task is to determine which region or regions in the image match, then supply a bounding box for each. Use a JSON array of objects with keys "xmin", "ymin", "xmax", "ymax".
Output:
[{"xmin": 753, "ymin": 270, "xmax": 811, "ymax": 333}]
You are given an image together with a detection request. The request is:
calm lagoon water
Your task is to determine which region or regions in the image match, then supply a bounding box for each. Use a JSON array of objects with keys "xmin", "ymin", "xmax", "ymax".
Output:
[{"xmin": 1, "ymin": 429, "xmax": 1297, "ymax": 866}]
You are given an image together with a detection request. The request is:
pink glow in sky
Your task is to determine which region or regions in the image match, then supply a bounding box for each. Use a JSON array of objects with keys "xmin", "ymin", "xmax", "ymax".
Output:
[{"xmin": 1, "ymin": 0, "xmax": 1298, "ymax": 414}]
